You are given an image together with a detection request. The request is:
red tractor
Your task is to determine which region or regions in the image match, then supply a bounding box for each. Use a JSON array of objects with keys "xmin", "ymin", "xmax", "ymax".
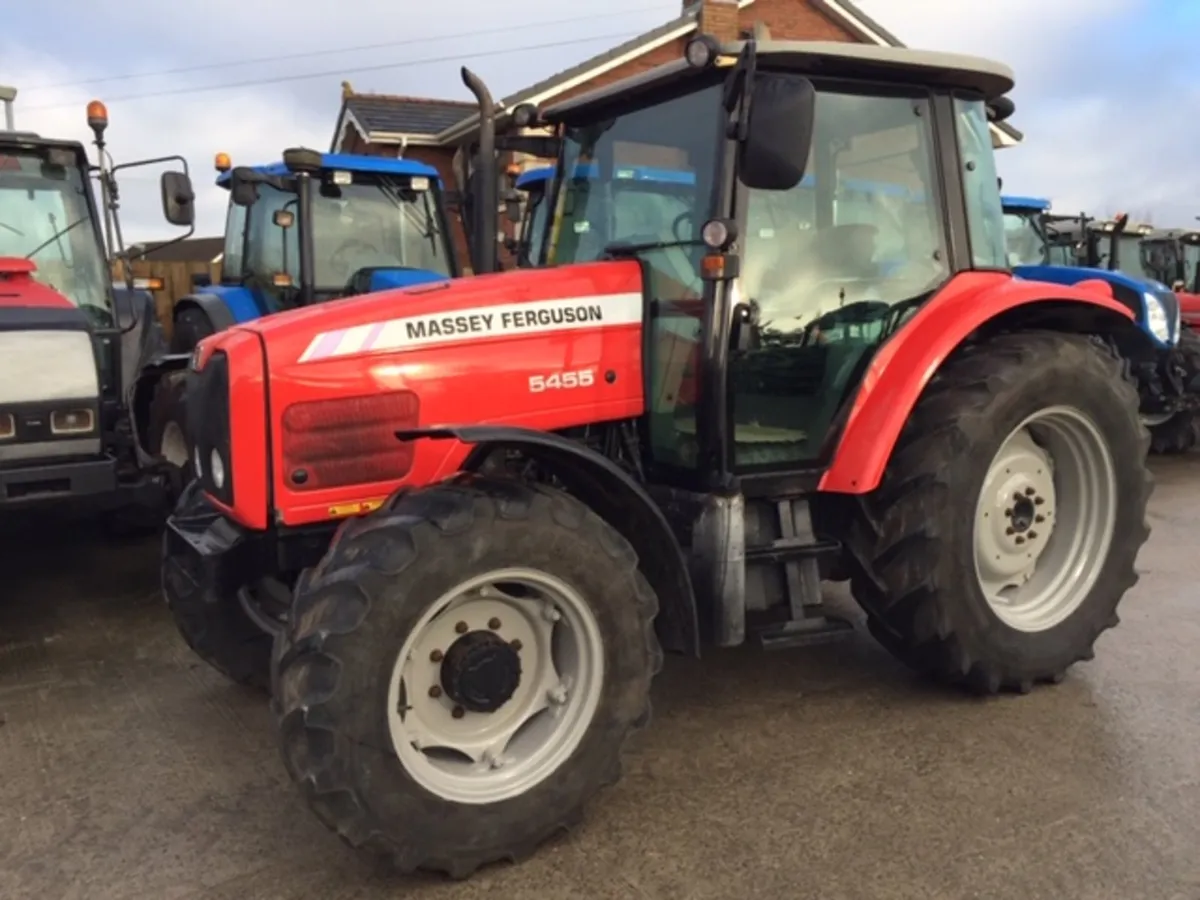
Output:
[{"xmin": 163, "ymin": 39, "xmax": 1154, "ymax": 877}]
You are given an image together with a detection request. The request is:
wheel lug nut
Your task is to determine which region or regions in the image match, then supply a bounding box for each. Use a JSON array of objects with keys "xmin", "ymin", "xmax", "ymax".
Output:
[
  {"xmin": 1035, "ymin": 514, "xmax": 1045, "ymax": 523},
  {"xmin": 455, "ymin": 621, "xmax": 468, "ymax": 634},
  {"xmin": 1034, "ymin": 497, "xmax": 1044, "ymax": 506},
  {"xmin": 1015, "ymin": 536, "xmax": 1026, "ymax": 545},
  {"xmin": 452, "ymin": 705, "xmax": 465, "ymax": 719},
  {"xmin": 1028, "ymin": 531, "xmax": 1038, "ymax": 539},
  {"xmin": 1005, "ymin": 527, "xmax": 1015, "ymax": 535},
  {"xmin": 488, "ymin": 617, "xmax": 501, "ymax": 630},
  {"xmin": 1012, "ymin": 492, "xmax": 1023, "ymax": 502},
  {"xmin": 510, "ymin": 639, "xmax": 522, "ymax": 651},
  {"xmin": 1024, "ymin": 487, "xmax": 1036, "ymax": 496},
  {"xmin": 429, "ymin": 649, "xmax": 444, "ymax": 663},
  {"xmin": 428, "ymin": 685, "xmax": 443, "ymax": 698},
  {"xmin": 1005, "ymin": 508, "xmax": 1013, "ymax": 517}
]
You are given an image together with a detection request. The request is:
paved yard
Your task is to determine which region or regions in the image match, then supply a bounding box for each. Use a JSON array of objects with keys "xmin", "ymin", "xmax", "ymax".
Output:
[{"xmin": 1, "ymin": 460, "xmax": 1198, "ymax": 900}]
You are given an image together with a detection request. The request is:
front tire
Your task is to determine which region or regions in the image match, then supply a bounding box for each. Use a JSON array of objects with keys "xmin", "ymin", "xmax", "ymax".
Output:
[
  {"xmin": 842, "ymin": 331, "xmax": 1152, "ymax": 694},
  {"xmin": 162, "ymin": 482, "xmax": 274, "ymax": 690},
  {"xmin": 272, "ymin": 475, "xmax": 661, "ymax": 878},
  {"xmin": 1147, "ymin": 328, "xmax": 1200, "ymax": 454}
]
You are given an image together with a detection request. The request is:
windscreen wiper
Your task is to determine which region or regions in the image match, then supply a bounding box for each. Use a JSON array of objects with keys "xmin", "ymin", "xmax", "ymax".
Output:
[{"xmin": 602, "ymin": 238, "xmax": 704, "ymax": 258}]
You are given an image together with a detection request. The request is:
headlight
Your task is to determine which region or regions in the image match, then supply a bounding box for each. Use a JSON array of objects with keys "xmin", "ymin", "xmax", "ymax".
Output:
[
  {"xmin": 210, "ymin": 449, "xmax": 226, "ymax": 490},
  {"xmin": 50, "ymin": 408, "xmax": 96, "ymax": 435},
  {"xmin": 1144, "ymin": 292, "xmax": 1174, "ymax": 345}
]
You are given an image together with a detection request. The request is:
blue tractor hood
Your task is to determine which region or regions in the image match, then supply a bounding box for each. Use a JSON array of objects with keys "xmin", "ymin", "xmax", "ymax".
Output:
[{"xmin": 361, "ymin": 267, "xmax": 451, "ymax": 292}]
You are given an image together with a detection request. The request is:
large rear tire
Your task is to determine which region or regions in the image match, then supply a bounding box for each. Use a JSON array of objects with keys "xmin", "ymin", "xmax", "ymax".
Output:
[
  {"xmin": 271, "ymin": 475, "xmax": 661, "ymax": 878},
  {"xmin": 842, "ymin": 331, "xmax": 1152, "ymax": 694},
  {"xmin": 146, "ymin": 373, "xmax": 192, "ymax": 502},
  {"xmin": 162, "ymin": 482, "xmax": 273, "ymax": 690}
]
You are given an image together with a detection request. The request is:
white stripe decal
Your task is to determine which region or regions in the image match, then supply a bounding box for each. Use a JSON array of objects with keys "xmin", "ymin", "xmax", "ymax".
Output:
[{"xmin": 299, "ymin": 291, "xmax": 643, "ymax": 363}]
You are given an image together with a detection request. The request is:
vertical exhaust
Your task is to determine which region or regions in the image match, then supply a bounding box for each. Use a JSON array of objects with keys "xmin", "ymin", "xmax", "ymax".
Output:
[
  {"xmin": 461, "ymin": 67, "xmax": 497, "ymax": 276},
  {"xmin": 0, "ymin": 86, "xmax": 16, "ymax": 131}
]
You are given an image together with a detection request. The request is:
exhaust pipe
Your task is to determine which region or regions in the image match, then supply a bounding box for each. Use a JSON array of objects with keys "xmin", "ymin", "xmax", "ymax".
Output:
[
  {"xmin": 0, "ymin": 86, "xmax": 16, "ymax": 131},
  {"xmin": 461, "ymin": 67, "xmax": 497, "ymax": 276}
]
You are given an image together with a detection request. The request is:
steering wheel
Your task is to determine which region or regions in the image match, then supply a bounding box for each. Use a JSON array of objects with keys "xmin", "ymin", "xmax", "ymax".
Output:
[
  {"xmin": 671, "ymin": 211, "xmax": 694, "ymax": 243},
  {"xmin": 0, "ymin": 223, "xmax": 24, "ymax": 237},
  {"xmin": 803, "ymin": 300, "xmax": 891, "ymax": 345},
  {"xmin": 329, "ymin": 238, "xmax": 382, "ymax": 277}
]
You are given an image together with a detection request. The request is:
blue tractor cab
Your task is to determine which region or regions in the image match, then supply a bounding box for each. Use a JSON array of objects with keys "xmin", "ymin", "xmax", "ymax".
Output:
[
  {"xmin": 1002, "ymin": 194, "xmax": 1200, "ymax": 452},
  {"xmin": 168, "ymin": 148, "xmax": 458, "ymax": 353}
]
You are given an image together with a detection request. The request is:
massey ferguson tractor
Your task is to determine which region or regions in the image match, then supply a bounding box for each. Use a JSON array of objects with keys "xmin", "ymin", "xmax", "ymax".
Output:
[
  {"xmin": 163, "ymin": 39, "xmax": 1155, "ymax": 877},
  {"xmin": 1, "ymin": 98, "xmax": 197, "ymax": 518},
  {"xmin": 1002, "ymin": 195, "xmax": 1200, "ymax": 452}
]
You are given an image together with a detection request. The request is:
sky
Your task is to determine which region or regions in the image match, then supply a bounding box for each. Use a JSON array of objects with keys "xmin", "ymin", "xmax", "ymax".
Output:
[{"xmin": 2, "ymin": 0, "xmax": 1196, "ymax": 242}]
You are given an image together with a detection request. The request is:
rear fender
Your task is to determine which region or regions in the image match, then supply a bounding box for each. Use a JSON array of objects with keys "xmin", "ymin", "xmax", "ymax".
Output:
[
  {"xmin": 820, "ymin": 271, "xmax": 1140, "ymax": 495},
  {"xmin": 399, "ymin": 425, "xmax": 700, "ymax": 656},
  {"xmin": 131, "ymin": 353, "xmax": 192, "ymax": 463},
  {"xmin": 176, "ymin": 286, "xmax": 262, "ymax": 333}
]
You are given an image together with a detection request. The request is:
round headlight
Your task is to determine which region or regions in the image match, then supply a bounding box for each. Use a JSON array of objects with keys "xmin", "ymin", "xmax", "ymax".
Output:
[
  {"xmin": 1143, "ymin": 292, "xmax": 1174, "ymax": 345},
  {"xmin": 684, "ymin": 35, "xmax": 719, "ymax": 69},
  {"xmin": 210, "ymin": 449, "xmax": 226, "ymax": 490},
  {"xmin": 701, "ymin": 217, "xmax": 737, "ymax": 250}
]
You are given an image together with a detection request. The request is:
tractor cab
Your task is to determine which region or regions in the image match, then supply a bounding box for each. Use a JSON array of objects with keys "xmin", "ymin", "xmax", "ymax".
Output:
[
  {"xmin": 1141, "ymin": 228, "xmax": 1200, "ymax": 330},
  {"xmin": 169, "ymin": 151, "xmax": 457, "ymax": 354},
  {"xmin": 0, "ymin": 99, "xmax": 197, "ymax": 512}
]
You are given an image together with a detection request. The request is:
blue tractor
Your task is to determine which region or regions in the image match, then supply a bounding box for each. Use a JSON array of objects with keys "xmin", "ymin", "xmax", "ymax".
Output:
[
  {"xmin": 1002, "ymin": 194, "xmax": 1200, "ymax": 452},
  {"xmin": 168, "ymin": 149, "xmax": 459, "ymax": 354}
]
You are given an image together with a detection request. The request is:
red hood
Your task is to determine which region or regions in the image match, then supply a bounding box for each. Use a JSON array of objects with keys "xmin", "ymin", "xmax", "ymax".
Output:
[
  {"xmin": 1176, "ymin": 290, "xmax": 1200, "ymax": 325},
  {"xmin": 236, "ymin": 260, "xmax": 648, "ymax": 366},
  {"xmin": 0, "ymin": 257, "xmax": 74, "ymax": 309}
]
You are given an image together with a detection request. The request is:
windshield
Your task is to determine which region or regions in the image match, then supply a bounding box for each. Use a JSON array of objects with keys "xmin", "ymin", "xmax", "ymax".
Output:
[
  {"xmin": 245, "ymin": 175, "xmax": 452, "ymax": 292},
  {"xmin": 0, "ymin": 149, "xmax": 111, "ymax": 325},
  {"xmin": 518, "ymin": 183, "xmax": 550, "ymax": 267},
  {"xmin": 1184, "ymin": 242, "xmax": 1200, "ymax": 292},
  {"xmin": 1003, "ymin": 210, "xmax": 1048, "ymax": 266},
  {"xmin": 1096, "ymin": 232, "xmax": 1155, "ymax": 282}
]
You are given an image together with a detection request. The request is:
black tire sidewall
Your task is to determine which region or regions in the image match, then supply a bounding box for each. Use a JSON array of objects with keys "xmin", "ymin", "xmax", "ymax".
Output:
[
  {"xmin": 284, "ymin": 501, "xmax": 654, "ymax": 860},
  {"xmin": 932, "ymin": 341, "xmax": 1146, "ymax": 673}
]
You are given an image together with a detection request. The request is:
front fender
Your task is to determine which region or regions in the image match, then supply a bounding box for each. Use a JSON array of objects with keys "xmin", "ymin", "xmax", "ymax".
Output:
[
  {"xmin": 178, "ymin": 286, "xmax": 263, "ymax": 330},
  {"xmin": 398, "ymin": 424, "xmax": 700, "ymax": 656},
  {"xmin": 820, "ymin": 271, "xmax": 1136, "ymax": 495}
]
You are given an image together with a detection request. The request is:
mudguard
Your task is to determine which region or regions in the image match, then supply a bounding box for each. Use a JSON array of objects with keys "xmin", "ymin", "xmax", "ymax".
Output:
[
  {"xmin": 396, "ymin": 424, "xmax": 701, "ymax": 656},
  {"xmin": 176, "ymin": 286, "xmax": 262, "ymax": 331},
  {"xmin": 112, "ymin": 286, "xmax": 170, "ymax": 404},
  {"xmin": 1014, "ymin": 263, "xmax": 1179, "ymax": 347},
  {"xmin": 820, "ymin": 271, "xmax": 1140, "ymax": 495},
  {"xmin": 131, "ymin": 352, "xmax": 193, "ymax": 463}
]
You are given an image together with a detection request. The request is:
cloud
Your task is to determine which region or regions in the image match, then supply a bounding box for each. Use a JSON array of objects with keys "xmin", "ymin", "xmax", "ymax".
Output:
[
  {"xmin": 1, "ymin": 1, "xmax": 682, "ymax": 242},
  {"xmin": 5, "ymin": 0, "xmax": 1195, "ymax": 243},
  {"xmin": 853, "ymin": 0, "xmax": 1199, "ymax": 226}
]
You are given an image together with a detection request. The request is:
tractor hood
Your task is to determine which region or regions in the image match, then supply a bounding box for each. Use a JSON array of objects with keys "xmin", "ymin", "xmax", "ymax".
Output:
[
  {"xmin": 0, "ymin": 258, "xmax": 103, "ymax": 462},
  {"xmin": 242, "ymin": 260, "xmax": 647, "ymax": 369}
]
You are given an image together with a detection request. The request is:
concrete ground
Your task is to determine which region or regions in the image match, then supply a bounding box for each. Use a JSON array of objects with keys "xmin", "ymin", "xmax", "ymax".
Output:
[{"xmin": 1, "ymin": 461, "xmax": 1198, "ymax": 900}]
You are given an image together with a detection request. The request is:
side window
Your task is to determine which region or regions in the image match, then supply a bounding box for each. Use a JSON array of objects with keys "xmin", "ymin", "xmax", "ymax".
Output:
[
  {"xmin": 222, "ymin": 200, "xmax": 247, "ymax": 279},
  {"xmin": 244, "ymin": 186, "xmax": 299, "ymax": 283},
  {"xmin": 954, "ymin": 96, "xmax": 1007, "ymax": 269}
]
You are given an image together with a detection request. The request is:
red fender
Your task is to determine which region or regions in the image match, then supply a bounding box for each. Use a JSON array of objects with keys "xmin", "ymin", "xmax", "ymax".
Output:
[{"xmin": 819, "ymin": 271, "xmax": 1134, "ymax": 495}]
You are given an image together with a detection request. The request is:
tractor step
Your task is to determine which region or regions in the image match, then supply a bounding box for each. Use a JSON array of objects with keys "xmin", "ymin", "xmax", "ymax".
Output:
[{"xmin": 757, "ymin": 615, "xmax": 856, "ymax": 650}]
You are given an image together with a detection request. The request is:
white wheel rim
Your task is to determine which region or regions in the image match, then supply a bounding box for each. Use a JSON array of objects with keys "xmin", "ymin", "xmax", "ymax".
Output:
[
  {"xmin": 160, "ymin": 421, "xmax": 189, "ymax": 468},
  {"xmin": 973, "ymin": 406, "xmax": 1117, "ymax": 633},
  {"xmin": 386, "ymin": 567, "xmax": 605, "ymax": 805}
]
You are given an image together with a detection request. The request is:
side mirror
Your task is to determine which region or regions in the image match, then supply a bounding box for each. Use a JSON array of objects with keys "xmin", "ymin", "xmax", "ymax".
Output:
[
  {"xmin": 738, "ymin": 73, "xmax": 815, "ymax": 192},
  {"xmin": 160, "ymin": 170, "xmax": 196, "ymax": 227},
  {"xmin": 987, "ymin": 96, "xmax": 1016, "ymax": 123},
  {"xmin": 229, "ymin": 167, "xmax": 260, "ymax": 207}
]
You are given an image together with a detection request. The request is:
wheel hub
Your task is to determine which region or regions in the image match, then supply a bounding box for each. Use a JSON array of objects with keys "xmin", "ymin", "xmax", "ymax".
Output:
[
  {"xmin": 976, "ymin": 430, "xmax": 1056, "ymax": 588},
  {"xmin": 440, "ymin": 630, "xmax": 522, "ymax": 713}
]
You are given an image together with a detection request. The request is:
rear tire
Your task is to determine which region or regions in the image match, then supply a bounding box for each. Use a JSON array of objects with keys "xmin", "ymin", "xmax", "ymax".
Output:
[
  {"xmin": 162, "ymin": 482, "xmax": 273, "ymax": 690},
  {"xmin": 841, "ymin": 331, "xmax": 1152, "ymax": 694},
  {"xmin": 146, "ymin": 373, "xmax": 192, "ymax": 502},
  {"xmin": 271, "ymin": 474, "xmax": 661, "ymax": 878}
]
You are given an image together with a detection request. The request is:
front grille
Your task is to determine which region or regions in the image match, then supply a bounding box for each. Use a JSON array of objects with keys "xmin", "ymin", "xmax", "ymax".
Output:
[{"xmin": 187, "ymin": 350, "xmax": 234, "ymax": 505}]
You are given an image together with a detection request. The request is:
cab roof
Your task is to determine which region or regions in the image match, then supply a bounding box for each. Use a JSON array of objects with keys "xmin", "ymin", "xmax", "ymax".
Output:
[
  {"xmin": 545, "ymin": 39, "xmax": 1015, "ymax": 121},
  {"xmin": 215, "ymin": 152, "xmax": 440, "ymax": 187}
]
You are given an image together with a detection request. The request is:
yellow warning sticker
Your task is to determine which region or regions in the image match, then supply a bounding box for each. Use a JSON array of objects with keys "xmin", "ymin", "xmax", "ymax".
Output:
[{"xmin": 327, "ymin": 498, "xmax": 385, "ymax": 518}]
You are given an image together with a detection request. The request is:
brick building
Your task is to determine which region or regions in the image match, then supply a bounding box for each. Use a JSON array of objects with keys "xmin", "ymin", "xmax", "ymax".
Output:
[{"xmin": 331, "ymin": 0, "xmax": 1023, "ymax": 270}]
